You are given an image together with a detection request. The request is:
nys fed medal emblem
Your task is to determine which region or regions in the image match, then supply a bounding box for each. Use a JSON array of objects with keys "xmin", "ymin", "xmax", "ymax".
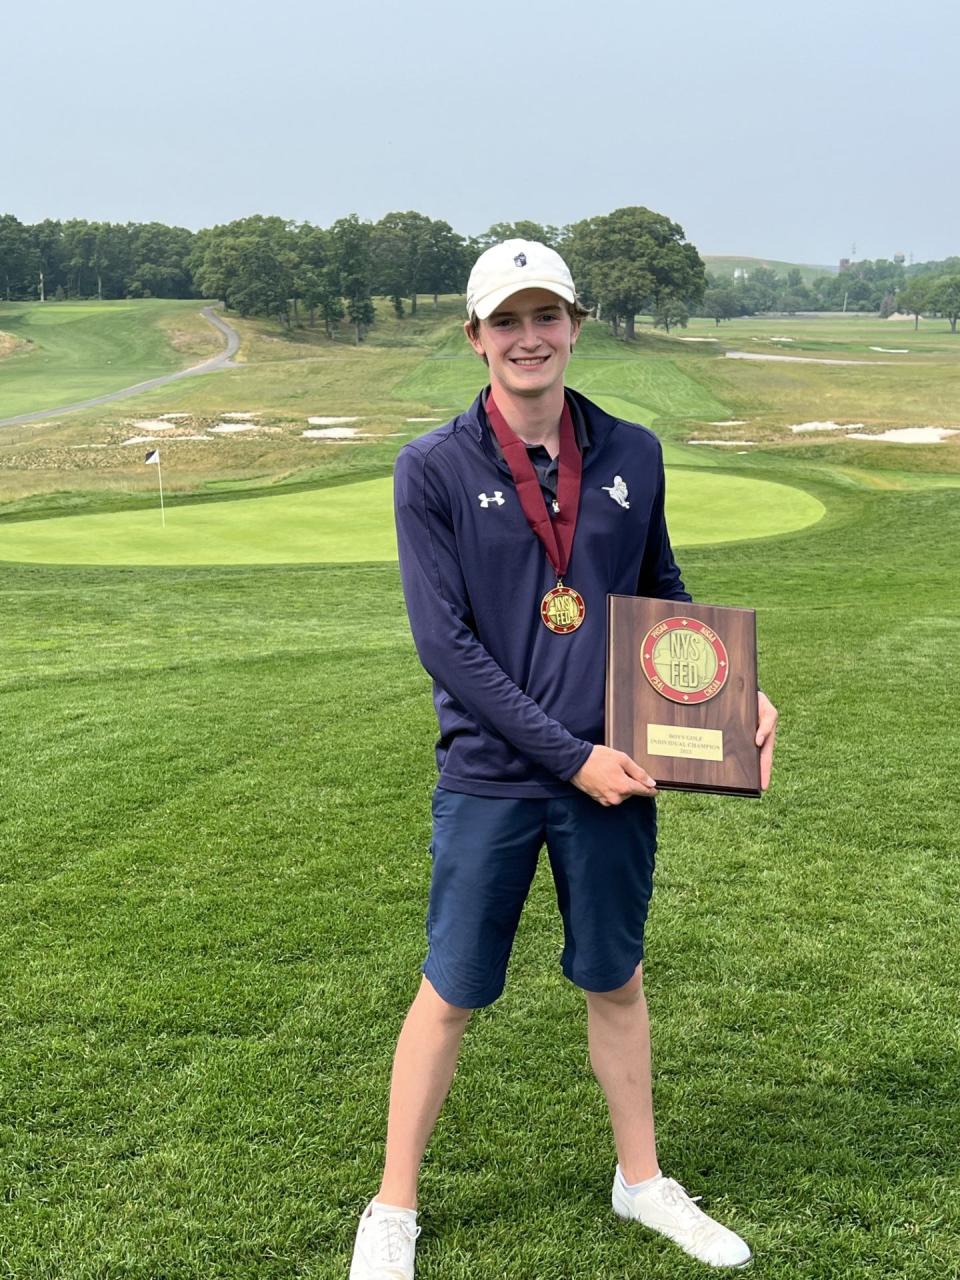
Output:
[
  {"xmin": 641, "ymin": 616, "xmax": 729, "ymax": 704},
  {"xmin": 540, "ymin": 584, "xmax": 586, "ymax": 634}
]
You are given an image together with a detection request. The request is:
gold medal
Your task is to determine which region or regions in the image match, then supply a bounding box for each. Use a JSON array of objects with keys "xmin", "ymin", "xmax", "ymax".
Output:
[
  {"xmin": 540, "ymin": 582, "xmax": 586, "ymax": 634},
  {"xmin": 484, "ymin": 395, "xmax": 586, "ymax": 636}
]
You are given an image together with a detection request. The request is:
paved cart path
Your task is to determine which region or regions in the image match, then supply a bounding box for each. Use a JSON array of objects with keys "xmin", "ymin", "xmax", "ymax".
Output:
[{"xmin": 0, "ymin": 307, "xmax": 241, "ymax": 428}]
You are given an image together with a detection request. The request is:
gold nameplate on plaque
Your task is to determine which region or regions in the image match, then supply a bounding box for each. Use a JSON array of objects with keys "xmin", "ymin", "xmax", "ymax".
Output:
[{"xmin": 647, "ymin": 724, "xmax": 724, "ymax": 762}]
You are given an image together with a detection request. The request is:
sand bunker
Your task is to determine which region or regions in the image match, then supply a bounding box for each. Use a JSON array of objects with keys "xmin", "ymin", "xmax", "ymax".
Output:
[
  {"xmin": 788, "ymin": 422, "xmax": 959, "ymax": 444},
  {"xmin": 688, "ymin": 439, "xmax": 759, "ymax": 446},
  {"xmin": 130, "ymin": 419, "xmax": 180, "ymax": 431},
  {"xmin": 677, "ymin": 337, "xmax": 719, "ymax": 342},
  {"xmin": 726, "ymin": 352, "xmax": 895, "ymax": 366},
  {"xmin": 221, "ymin": 411, "xmax": 257, "ymax": 419},
  {"xmin": 210, "ymin": 423, "xmax": 258, "ymax": 433},
  {"xmin": 847, "ymin": 427, "xmax": 959, "ymax": 444},
  {"xmin": 307, "ymin": 416, "xmax": 360, "ymax": 426},
  {"xmin": 869, "ymin": 347, "xmax": 909, "ymax": 353},
  {"xmin": 159, "ymin": 413, "xmax": 190, "ymax": 420},
  {"xmin": 406, "ymin": 417, "xmax": 442, "ymax": 422},
  {"xmin": 303, "ymin": 427, "xmax": 378, "ymax": 440},
  {"xmin": 707, "ymin": 420, "xmax": 748, "ymax": 426}
]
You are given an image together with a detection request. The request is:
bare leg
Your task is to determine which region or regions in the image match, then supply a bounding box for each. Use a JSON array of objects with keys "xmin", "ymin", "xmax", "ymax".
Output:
[
  {"xmin": 585, "ymin": 964, "xmax": 659, "ymax": 1183},
  {"xmin": 377, "ymin": 976, "xmax": 473, "ymax": 1209}
]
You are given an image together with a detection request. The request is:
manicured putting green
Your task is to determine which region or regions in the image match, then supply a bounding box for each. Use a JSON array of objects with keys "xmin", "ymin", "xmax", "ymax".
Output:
[{"xmin": 0, "ymin": 472, "xmax": 824, "ymax": 566}]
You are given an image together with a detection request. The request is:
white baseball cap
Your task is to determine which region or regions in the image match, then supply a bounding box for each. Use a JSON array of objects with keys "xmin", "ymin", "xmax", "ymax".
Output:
[{"xmin": 466, "ymin": 239, "xmax": 576, "ymax": 320}]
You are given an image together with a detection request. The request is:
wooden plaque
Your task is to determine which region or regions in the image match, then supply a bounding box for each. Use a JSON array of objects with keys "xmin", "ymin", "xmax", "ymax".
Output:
[{"xmin": 606, "ymin": 595, "xmax": 761, "ymax": 797}]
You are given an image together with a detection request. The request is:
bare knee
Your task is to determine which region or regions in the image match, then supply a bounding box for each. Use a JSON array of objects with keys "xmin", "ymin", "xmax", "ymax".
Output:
[
  {"xmin": 585, "ymin": 963, "xmax": 645, "ymax": 1009},
  {"xmin": 415, "ymin": 976, "xmax": 474, "ymax": 1026}
]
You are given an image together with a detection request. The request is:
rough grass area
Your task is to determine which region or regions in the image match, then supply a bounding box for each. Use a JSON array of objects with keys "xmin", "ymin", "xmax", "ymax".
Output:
[
  {"xmin": 2, "ymin": 476, "xmax": 958, "ymax": 1278},
  {"xmin": 0, "ymin": 329, "xmax": 32, "ymax": 359},
  {"xmin": 3, "ymin": 303, "xmax": 960, "ymax": 514}
]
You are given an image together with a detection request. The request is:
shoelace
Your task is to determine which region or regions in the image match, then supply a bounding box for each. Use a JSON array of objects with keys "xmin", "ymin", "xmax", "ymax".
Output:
[
  {"xmin": 374, "ymin": 1213, "xmax": 421, "ymax": 1264},
  {"xmin": 659, "ymin": 1180, "xmax": 708, "ymax": 1225},
  {"xmin": 657, "ymin": 1179, "xmax": 734, "ymax": 1255}
]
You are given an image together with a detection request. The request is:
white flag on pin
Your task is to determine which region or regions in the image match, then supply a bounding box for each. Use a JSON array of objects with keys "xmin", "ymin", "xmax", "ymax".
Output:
[{"xmin": 143, "ymin": 448, "xmax": 165, "ymax": 525}]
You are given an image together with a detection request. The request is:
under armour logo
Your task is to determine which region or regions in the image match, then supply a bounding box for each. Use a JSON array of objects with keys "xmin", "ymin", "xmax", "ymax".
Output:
[
  {"xmin": 602, "ymin": 476, "xmax": 630, "ymax": 509},
  {"xmin": 514, "ymin": 253, "xmax": 527, "ymax": 267},
  {"xmin": 478, "ymin": 491, "xmax": 505, "ymax": 508}
]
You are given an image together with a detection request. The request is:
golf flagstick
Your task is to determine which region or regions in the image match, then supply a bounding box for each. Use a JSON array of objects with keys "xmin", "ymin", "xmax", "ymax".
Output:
[{"xmin": 144, "ymin": 448, "xmax": 165, "ymax": 527}]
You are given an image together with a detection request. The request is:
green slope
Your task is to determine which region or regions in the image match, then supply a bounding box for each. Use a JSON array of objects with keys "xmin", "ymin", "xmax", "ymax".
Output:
[
  {"xmin": 0, "ymin": 299, "xmax": 215, "ymax": 418},
  {"xmin": 704, "ymin": 255, "xmax": 837, "ymax": 283}
]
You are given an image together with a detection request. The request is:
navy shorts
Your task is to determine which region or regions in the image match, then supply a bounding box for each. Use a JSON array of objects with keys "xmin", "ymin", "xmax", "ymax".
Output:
[{"xmin": 423, "ymin": 787, "xmax": 656, "ymax": 1008}]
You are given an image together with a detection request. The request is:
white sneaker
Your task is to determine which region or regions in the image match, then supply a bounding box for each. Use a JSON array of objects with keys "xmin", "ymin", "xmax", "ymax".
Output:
[
  {"xmin": 612, "ymin": 1169, "xmax": 752, "ymax": 1268},
  {"xmin": 349, "ymin": 1201, "xmax": 420, "ymax": 1280}
]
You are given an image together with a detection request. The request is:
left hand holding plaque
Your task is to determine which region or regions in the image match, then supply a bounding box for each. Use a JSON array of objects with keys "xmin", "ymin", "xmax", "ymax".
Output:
[{"xmin": 755, "ymin": 690, "xmax": 779, "ymax": 791}]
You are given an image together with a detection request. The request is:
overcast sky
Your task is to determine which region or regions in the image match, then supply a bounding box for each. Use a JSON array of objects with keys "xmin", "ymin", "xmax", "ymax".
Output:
[{"xmin": 6, "ymin": 0, "xmax": 957, "ymax": 266}]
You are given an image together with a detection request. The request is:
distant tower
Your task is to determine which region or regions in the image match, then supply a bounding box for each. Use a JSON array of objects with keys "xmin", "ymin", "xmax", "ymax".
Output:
[
  {"xmin": 894, "ymin": 251, "xmax": 905, "ymax": 265},
  {"xmin": 838, "ymin": 258, "xmax": 851, "ymax": 273}
]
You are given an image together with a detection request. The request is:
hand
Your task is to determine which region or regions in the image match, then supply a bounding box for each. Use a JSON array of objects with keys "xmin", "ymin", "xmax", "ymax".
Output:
[
  {"xmin": 756, "ymin": 690, "xmax": 779, "ymax": 791},
  {"xmin": 571, "ymin": 745, "xmax": 658, "ymax": 806}
]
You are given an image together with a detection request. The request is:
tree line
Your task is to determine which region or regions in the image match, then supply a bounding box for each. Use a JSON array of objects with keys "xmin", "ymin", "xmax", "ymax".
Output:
[
  {"xmin": 1, "ymin": 208, "xmax": 958, "ymax": 337},
  {"xmin": 0, "ymin": 207, "xmax": 707, "ymax": 341},
  {"xmin": 698, "ymin": 257, "xmax": 960, "ymax": 332}
]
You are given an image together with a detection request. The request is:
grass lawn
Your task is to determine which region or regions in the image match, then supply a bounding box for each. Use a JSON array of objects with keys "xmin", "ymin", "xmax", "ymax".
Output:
[
  {"xmin": 0, "ymin": 300, "xmax": 222, "ymax": 418},
  {"xmin": 0, "ymin": 469, "xmax": 824, "ymax": 566},
  {"xmin": 2, "ymin": 471, "xmax": 958, "ymax": 1278},
  {"xmin": 2, "ymin": 298, "xmax": 960, "ymax": 1277}
]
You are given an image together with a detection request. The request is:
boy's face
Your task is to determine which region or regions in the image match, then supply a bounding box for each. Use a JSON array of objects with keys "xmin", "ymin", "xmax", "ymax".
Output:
[{"xmin": 464, "ymin": 288, "xmax": 579, "ymax": 400}]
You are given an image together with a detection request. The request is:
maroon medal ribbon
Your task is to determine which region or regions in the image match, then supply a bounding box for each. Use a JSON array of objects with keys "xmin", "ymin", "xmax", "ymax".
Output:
[{"xmin": 485, "ymin": 391, "xmax": 586, "ymax": 633}]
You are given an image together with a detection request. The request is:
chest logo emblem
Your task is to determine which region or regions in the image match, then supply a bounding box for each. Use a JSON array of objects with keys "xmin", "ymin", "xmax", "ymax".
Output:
[
  {"xmin": 513, "ymin": 252, "xmax": 527, "ymax": 267},
  {"xmin": 602, "ymin": 475, "xmax": 630, "ymax": 509},
  {"xmin": 478, "ymin": 491, "xmax": 505, "ymax": 508}
]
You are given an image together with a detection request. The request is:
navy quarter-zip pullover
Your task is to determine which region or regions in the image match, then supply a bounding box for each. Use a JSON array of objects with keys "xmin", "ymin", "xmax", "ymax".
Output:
[{"xmin": 394, "ymin": 388, "xmax": 691, "ymax": 798}]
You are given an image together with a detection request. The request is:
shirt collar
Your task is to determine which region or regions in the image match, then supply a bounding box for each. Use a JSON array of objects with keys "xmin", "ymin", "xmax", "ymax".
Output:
[{"xmin": 479, "ymin": 387, "xmax": 591, "ymax": 460}]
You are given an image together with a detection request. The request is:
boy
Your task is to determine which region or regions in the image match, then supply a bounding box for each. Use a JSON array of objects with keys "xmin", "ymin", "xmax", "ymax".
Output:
[{"xmin": 350, "ymin": 240, "xmax": 778, "ymax": 1278}]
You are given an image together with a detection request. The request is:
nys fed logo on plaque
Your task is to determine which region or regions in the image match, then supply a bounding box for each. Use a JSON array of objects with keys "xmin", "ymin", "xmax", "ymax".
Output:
[{"xmin": 641, "ymin": 616, "xmax": 729, "ymax": 705}]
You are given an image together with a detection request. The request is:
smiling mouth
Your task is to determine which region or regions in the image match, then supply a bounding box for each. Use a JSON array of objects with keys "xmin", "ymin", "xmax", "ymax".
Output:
[{"xmin": 511, "ymin": 356, "xmax": 549, "ymax": 367}]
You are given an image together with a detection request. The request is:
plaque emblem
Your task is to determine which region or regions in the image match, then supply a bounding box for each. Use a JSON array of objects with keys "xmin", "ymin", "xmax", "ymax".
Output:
[
  {"xmin": 641, "ymin": 616, "xmax": 728, "ymax": 704},
  {"xmin": 540, "ymin": 585, "xmax": 585, "ymax": 634}
]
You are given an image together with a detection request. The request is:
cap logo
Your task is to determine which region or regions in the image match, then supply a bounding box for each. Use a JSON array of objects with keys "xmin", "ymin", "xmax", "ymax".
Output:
[{"xmin": 513, "ymin": 252, "xmax": 527, "ymax": 267}]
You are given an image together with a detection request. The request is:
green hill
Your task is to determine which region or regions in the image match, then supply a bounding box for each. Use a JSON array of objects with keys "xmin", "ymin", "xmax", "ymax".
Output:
[
  {"xmin": 0, "ymin": 300, "xmax": 221, "ymax": 419},
  {"xmin": 704, "ymin": 255, "xmax": 837, "ymax": 284}
]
